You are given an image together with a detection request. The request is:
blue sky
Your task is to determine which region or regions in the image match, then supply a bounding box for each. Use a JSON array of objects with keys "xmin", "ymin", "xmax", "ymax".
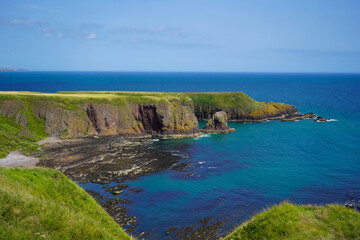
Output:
[{"xmin": 0, "ymin": 0, "xmax": 360, "ymax": 72}]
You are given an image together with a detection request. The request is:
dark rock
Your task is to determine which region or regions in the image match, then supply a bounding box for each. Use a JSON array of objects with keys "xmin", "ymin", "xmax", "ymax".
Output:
[
  {"xmin": 171, "ymin": 162, "xmax": 189, "ymax": 172},
  {"xmin": 174, "ymin": 226, "xmax": 195, "ymax": 239},
  {"xmin": 36, "ymin": 136, "xmax": 182, "ymax": 184},
  {"xmin": 101, "ymin": 202, "xmax": 136, "ymax": 226},
  {"xmin": 85, "ymin": 190, "xmax": 107, "ymax": 202},
  {"xmin": 281, "ymin": 113, "xmax": 316, "ymax": 122},
  {"xmin": 105, "ymin": 184, "xmax": 129, "ymax": 195},
  {"xmin": 137, "ymin": 231, "xmax": 152, "ymax": 239},
  {"xmin": 314, "ymin": 116, "xmax": 330, "ymax": 122},
  {"xmin": 201, "ymin": 111, "xmax": 236, "ymax": 133},
  {"xmin": 165, "ymin": 226, "xmax": 178, "ymax": 235},
  {"xmin": 199, "ymin": 217, "xmax": 213, "ymax": 225},
  {"xmin": 106, "ymin": 198, "xmax": 133, "ymax": 205},
  {"xmin": 126, "ymin": 188, "xmax": 143, "ymax": 194},
  {"xmin": 187, "ymin": 220, "xmax": 224, "ymax": 240}
]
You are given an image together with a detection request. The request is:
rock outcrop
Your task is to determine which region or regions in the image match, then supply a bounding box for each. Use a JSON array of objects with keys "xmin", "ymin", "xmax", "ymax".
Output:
[
  {"xmin": 0, "ymin": 100, "xmax": 27, "ymax": 127},
  {"xmin": 281, "ymin": 113, "xmax": 316, "ymax": 122},
  {"xmin": 201, "ymin": 111, "xmax": 235, "ymax": 133},
  {"xmin": 314, "ymin": 116, "xmax": 330, "ymax": 122}
]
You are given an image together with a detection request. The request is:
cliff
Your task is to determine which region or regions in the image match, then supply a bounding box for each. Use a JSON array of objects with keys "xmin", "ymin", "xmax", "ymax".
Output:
[
  {"xmin": 0, "ymin": 92, "xmax": 200, "ymax": 140},
  {"xmin": 185, "ymin": 92, "xmax": 298, "ymax": 122},
  {"xmin": 0, "ymin": 91, "xmax": 299, "ymax": 157}
]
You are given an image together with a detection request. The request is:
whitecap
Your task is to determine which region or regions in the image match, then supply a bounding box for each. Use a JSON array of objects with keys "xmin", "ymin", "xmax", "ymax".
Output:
[
  {"xmin": 194, "ymin": 134, "xmax": 210, "ymax": 140},
  {"xmin": 316, "ymin": 119, "xmax": 338, "ymax": 122}
]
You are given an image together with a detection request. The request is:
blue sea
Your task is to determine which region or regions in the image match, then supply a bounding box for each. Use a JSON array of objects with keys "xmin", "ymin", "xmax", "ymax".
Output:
[{"xmin": 1, "ymin": 72, "xmax": 360, "ymax": 239}]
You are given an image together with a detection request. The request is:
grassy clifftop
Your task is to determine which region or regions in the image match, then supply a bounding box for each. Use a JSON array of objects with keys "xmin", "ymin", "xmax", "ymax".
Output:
[
  {"xmin": 184, "ymin": 92, "xmax": 298, "ymax": 120},
  {"xmin": 0, "ymin": 167, "xmax": 131, "ymax": 240},
  {"xmin": 225, "ymin": 202, "xmax": 360, "ymax": 240}
]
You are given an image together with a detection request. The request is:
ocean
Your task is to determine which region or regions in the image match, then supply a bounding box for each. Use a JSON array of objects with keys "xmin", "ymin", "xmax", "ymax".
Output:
[{"xmin": 1, "ymin": 72, "xmax": 360, "ymax": 239}]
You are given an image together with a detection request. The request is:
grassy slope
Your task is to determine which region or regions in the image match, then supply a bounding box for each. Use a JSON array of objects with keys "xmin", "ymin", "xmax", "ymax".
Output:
[
  {"xmin": 225, "ymin": 202, "xmax": 360, "ymax": 240},
  {"xmin": 0, "ymin": 167, "xmax": 131, "ymax": 240}
]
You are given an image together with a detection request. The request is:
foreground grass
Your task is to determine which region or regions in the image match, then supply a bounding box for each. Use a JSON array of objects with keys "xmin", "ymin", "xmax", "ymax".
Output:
[
  {"xmin": 0, "ymin": 167, "xmax": 131, "ymax": 240},
  {"xmin": 225, "ymin": 202, "xmax": 360, "ymax": 240}
]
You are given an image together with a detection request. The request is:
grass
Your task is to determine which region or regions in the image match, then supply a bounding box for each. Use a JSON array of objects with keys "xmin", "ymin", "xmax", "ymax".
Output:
[
  {"xmin": 224, "ymin": 202, "xmax": 360, "ymax": 240},
  {"xmin": 185, "ymin": 92, "xmax": 264, "ymax": 109},
  {"xmin": 0, "ymin": 100, "xmax": 48, "ymax": 158},
  {"xmin": 0, "ymin": 167, "xmax": 131, "ymax": 240}
]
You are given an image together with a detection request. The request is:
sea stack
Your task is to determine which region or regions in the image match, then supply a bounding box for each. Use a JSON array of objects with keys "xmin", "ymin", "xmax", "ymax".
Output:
[
  {"xmin": 201, "ymin": 111, "xmax": 236, "ymax": 133},
  {"xmin": 314, "ymin": 116, "xmax": 330, "ymax": 122}
]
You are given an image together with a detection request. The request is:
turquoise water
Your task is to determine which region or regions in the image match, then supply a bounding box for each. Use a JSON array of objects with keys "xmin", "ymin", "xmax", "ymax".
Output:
[{"xmin": 1, "ymin": 72, "xmax": 360, "ymax": 238}]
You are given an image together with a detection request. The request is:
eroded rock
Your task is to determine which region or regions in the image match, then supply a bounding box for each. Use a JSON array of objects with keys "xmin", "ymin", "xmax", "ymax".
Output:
[
  {"xmin": 281, "ymin": 113, "xmax": 316, "ymax": 122},
  {"xmin": 201, "ymin": 111, "xmax": 235, "ymax": 133}
]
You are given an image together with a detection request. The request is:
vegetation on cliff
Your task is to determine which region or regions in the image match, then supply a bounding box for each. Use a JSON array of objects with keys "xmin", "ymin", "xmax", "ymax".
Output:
[
  {"xmin": 224, "ymin": 202, "xmax": 360, "ymax": 240},
  {"xmin": 185, "ymin": 92, "xmax": 298, "ymax": 120},
  {"xmin": 0, "ymin": 167, "xmax": 131, "ymax": 240},
  {"xmin": 0, "ymin": 94, "xmax": 48, "ymax": 158}
]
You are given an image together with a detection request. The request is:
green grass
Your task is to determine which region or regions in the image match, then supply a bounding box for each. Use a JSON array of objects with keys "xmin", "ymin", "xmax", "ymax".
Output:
[
  {"xmin": 0, "ymin": 167, "xmax": 131, "ymax": 240},
  {"xmin": 224, "ymin": 202, "xmax": 360, "ymax": 240},
  {"xmin": 0, "ymin": 95, "xmax": 48, "ymax": 158},
  {"xmin": 185, "ymin": 92, "xmax": 263, "ymax": 108},
  {"xmin": 0, "ymin": 113, "xmax": 44, "ymax": 158}
]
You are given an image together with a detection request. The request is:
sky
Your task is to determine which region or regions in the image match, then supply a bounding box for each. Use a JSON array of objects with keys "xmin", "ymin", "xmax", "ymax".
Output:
[{"xmin": 0, "ymin": 0, "xmax": 360, "ymax": 72}]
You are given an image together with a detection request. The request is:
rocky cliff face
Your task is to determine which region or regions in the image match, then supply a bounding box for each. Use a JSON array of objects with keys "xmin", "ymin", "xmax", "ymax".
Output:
[{"xmin": 0, "ymin": 98, "xmax": 200, "ymax": 138}]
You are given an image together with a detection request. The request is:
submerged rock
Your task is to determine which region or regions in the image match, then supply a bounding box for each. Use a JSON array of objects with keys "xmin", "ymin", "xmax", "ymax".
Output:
[{"xmin": 201, "ymin": 111, "xmax": 235, "ymax": 133}]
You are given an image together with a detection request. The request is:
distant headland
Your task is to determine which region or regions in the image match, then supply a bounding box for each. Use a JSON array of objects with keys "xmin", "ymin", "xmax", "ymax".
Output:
[{"xmin": 0, "ymin": 68, "xmax": 30, "ymax": 72}]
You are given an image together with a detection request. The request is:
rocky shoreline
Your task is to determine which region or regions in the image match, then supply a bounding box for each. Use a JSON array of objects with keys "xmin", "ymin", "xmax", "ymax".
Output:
[{"xmin": 32, "ymin": 135, "xmax": 233, "ymax": 239}]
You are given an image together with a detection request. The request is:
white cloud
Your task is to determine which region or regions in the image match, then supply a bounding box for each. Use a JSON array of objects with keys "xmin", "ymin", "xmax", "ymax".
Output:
[
  {"xmin": 86, "ymin": 33, "xmax": 97, "ymax": 39},
  {"xmin": 0, "ymin": 19, "xmax": 47, "ymax": 26}
]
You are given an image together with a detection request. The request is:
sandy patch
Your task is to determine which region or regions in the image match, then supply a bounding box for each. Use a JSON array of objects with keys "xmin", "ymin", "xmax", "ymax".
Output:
[
  {"xmin": 37, "ymin": 137, "xmax": 64, "ymax": 145},
  {"xmin": 0, "ymin": 151, "xmax": 39, "ymax": 167}
]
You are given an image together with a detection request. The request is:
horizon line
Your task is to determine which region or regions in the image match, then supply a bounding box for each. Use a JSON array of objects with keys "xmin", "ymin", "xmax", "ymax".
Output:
[{"xmin": 2, "ymin": 70, "xmax": 360, "ymax": 74}]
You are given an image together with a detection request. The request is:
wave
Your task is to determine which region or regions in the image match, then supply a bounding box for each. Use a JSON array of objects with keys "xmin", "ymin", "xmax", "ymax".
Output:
[
  {"xmin": 316, "ymin": 119, "xmax": 338, "ymax": 122},
  {"xmin": 194, "ymin": 134, "xmax": 210, "ymax": 140}
]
